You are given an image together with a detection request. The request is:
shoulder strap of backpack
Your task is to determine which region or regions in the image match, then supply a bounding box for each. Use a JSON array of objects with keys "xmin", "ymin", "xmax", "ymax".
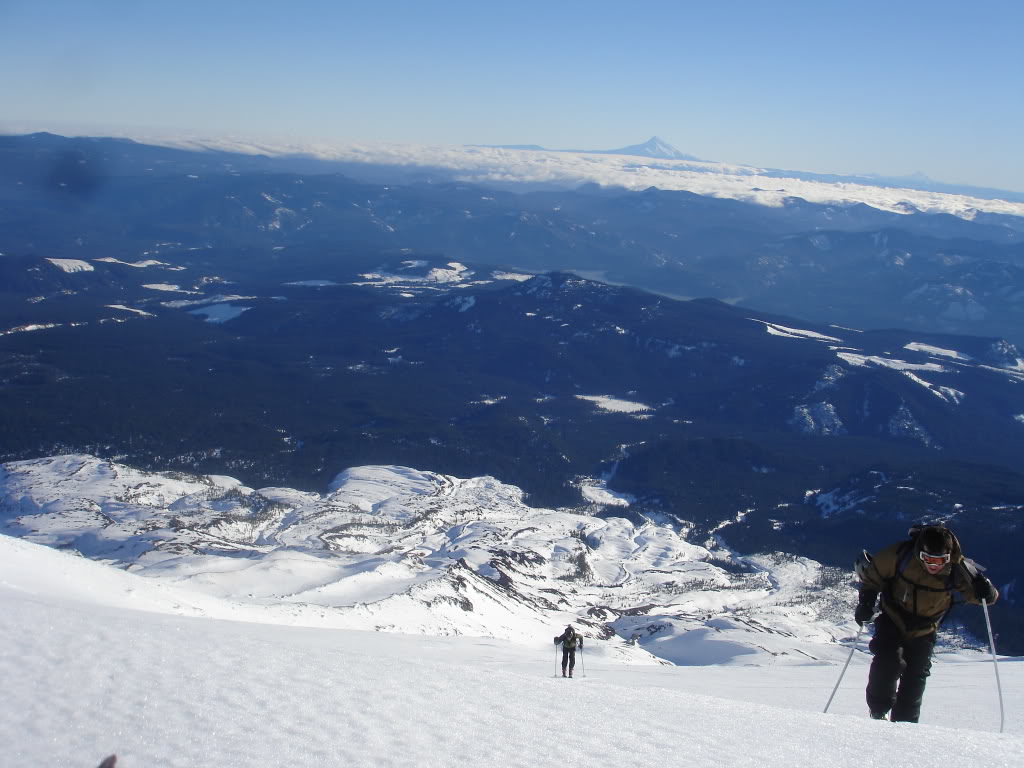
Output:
[{"xmin": 889, "ymin": 541, "xmax": 914, "ymax": 587}]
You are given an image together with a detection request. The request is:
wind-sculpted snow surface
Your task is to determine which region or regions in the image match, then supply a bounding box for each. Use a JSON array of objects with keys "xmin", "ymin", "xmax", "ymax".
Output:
[{"xmin": 2, "ymin": 455, "xmax": 852, "ymax": 665}]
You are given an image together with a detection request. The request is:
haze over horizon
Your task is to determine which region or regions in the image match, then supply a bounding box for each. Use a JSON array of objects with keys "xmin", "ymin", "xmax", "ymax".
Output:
[{"xmin": 1, "ymin": 0, "xmax": 1021, "ymax": 193}]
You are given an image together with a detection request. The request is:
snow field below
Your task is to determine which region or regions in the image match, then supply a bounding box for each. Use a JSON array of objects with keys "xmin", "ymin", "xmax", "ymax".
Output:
[{"xmin": 1, "ymin": 456, "xmax": 863, "ymax": 664}]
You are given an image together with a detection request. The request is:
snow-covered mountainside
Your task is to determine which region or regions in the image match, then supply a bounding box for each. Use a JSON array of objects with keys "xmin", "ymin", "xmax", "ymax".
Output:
[
  {"xmin": 1, "ymin": 454, "xmax": 857, "ymax": 665},
  {"xmin": 3, "ymin": 528, "xmax": 1021, "ymax": 767}
]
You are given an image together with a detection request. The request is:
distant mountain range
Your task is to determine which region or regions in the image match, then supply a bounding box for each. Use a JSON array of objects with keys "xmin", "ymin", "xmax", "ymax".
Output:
[
  {"xmin": 1, "ymin": 246, "xmax": 1022, "ymax": 649},
  {"xmin": 21, "ymin": 128, "xmax": 1019, "ymax": 214},
  {"xmin": 2, "ymin": 133, "xmax": 1023, "ymax": 346},
  {"xmin": 1, "ymin": 131, "xmax": 1022, "ymax": 650}
]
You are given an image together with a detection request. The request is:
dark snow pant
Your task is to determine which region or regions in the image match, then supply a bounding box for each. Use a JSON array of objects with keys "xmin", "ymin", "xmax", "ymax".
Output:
[
  {"xmin": 866, "ymin": 613, "xmax": 936, "ymax": 723},
  {"xmin": 561, "ymin": 648, "xmax": 576, "ymax": 676}
]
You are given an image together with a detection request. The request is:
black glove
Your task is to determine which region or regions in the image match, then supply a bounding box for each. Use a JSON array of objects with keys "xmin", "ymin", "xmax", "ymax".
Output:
[
  {"xmin": 553, "ymin": 637, "xmax": 560, "ymax": 645},
  {"xmin": 973, "ymin": 575, "xmax": 997, "ymax": 603},
  {"xmin": 854, "ymin": 603, "xmax": 874, "ymax": 625},
  {"xmin": 855, "ymin": 589, "xmax": 878, "ymax": 625}
]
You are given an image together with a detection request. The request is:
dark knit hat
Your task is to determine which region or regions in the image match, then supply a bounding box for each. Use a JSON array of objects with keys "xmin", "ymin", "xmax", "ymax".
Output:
[{"xmin": 919, "ymin": 526, "xmax": 953, "ymax": 555}]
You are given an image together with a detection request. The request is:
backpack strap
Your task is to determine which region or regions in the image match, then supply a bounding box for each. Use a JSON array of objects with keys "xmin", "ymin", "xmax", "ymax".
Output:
[{"xmin": 887, "ymin": 540, "xmax": 914, "ymax": 593}]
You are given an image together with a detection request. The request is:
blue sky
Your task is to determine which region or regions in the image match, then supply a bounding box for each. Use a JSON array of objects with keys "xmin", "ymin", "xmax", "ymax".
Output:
[{"xmin": 2, "ymin": 0, "xmax": 1021, "ymax": 191}]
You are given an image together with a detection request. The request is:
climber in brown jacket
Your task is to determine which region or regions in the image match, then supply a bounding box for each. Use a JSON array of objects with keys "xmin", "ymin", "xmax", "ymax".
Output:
[{"xmin": 855, "ymin": 525, "xmax": 998, "ymax": 723}]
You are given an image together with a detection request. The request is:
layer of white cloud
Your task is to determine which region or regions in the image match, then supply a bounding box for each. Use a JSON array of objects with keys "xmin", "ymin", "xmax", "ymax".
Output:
[{"xmin": 133, "ymin": 133, "xmax": 1024, "ymax": 219}]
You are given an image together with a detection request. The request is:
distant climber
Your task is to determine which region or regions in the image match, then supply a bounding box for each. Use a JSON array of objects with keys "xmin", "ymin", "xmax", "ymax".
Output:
[
  {"xmin": 854, "ymin": 525, "xmax": 998, "ymax": 722},
  {"xmin": 554, "ymin": 624, "xmax": 583, "ymax": 678}
]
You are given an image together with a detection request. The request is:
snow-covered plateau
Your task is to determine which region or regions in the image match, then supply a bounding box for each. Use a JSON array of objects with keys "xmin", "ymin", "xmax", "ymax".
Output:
[{"xmin": 2, "ymin": 455, "xmax": 857, "ymax": 662}]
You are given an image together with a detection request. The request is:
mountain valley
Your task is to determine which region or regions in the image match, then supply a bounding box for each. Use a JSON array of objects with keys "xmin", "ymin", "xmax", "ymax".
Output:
[{"xmin": 2, "ymin": 132, "xmax": 1023, "ymax": 652}]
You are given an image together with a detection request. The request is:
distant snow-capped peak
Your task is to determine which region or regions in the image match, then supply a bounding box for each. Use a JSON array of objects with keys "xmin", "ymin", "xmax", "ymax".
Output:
[{"xmin": 600, "ymin": 136, "xmax": 700, "ymax": 161}]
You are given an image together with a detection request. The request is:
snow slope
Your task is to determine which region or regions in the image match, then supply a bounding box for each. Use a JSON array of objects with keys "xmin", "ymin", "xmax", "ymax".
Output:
[{"xmin": 2, "ymin": 533, "xmax": 1020, "ymax": 768}]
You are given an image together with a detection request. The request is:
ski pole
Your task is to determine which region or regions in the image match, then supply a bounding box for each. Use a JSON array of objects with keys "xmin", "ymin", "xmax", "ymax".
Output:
[
  {"xmin": 824, "ymin": 624, "xmax": 865, "ymax": 713},
  {"xmin": 555, "ymin": 643, "xmax": 560, "ymax": 677},
  {"xmin": 579, "ymin": 645, "xmax": 586, "ymax": 678},
  {"xmin": 981, "ymin": 598, "xmax": 1004, "ymax": 734}
]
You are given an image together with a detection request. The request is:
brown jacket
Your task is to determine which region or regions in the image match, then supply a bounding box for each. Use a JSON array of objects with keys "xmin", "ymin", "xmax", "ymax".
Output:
[{"xmin": 859, "ymin": 532, "xmax": 997, "ymax": 639}]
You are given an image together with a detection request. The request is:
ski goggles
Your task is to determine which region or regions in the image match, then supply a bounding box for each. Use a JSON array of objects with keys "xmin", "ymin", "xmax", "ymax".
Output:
[{"xmin": 919, "ymin": 551, "xmax": 951, "ymax": 566}]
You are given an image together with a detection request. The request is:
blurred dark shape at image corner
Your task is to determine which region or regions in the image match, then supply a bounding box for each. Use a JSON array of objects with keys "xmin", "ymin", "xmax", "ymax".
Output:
[{"xmin": 44, "ymin": 145, "xmax": 108, "ymax": 204}]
